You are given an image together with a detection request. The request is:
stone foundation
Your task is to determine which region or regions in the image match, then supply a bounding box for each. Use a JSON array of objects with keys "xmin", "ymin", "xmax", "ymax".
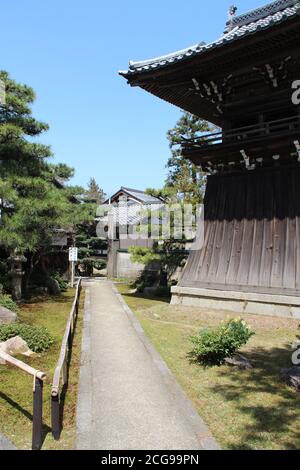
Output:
[{"xmin": 171, "ymin": 286, "xmax": 300, "ymax": 319}]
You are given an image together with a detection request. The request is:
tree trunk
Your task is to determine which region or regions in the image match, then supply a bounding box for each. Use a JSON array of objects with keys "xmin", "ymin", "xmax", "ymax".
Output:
[{"xmin": 23, "ymin": 252, "xmax": 41, "ymax": 295}]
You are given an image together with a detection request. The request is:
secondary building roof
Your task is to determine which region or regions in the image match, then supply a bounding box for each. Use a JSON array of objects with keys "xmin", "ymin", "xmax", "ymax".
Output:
[
  {"xmin": 105, "ymin": 187, "xmax": 163, "ymax": 205},
  {"xmin": 101, "ymin": 187, "xmax": 164, "ymax": 227}
]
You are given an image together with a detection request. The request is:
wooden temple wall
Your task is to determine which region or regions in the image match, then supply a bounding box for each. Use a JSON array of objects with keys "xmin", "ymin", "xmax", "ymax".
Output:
[{"xmin": 180, "ymin": 166, "xmax": 300, "ymax": 296}]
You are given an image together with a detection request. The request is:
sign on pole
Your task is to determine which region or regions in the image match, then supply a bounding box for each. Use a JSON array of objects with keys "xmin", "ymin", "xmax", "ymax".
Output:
[
  {"xmin": 69, "ymin": 247, "xmax": 78, "ymax": 287},
  {"xmin": 69, "ymin": 247, "xmax": 78, "ymax": 262}
]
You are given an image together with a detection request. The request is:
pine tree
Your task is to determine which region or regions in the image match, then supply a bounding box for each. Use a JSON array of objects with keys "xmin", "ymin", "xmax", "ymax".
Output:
[
  {"xmin": 0, "ymin": 71, "xmax": 92, "ymax": 289},
  {"xmin": 86, "ymin": 177, "xmax": 106, "ymax": 205},
  {"xmin": 75, "ymin": 220, "xmax": 107, "ymax": 277},
  {"xmin": 76, "ymin": 185, "xmax": 107, "ymax": 277},
  {"xmin": 140, "ymin": 113, "xmax": 215, "ymax": 291},
  {"xmin": 166, "ymin": 112, "xmax": 214, "ymax": 205},
  {"xmin": 75, "ymin": 178, "xmax": 107, "ymax": 276}
]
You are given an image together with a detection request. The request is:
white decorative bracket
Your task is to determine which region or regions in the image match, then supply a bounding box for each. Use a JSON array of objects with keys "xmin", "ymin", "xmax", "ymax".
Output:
[
  {"xmin": 240, "ymin": 149, "xmax": 255, "ymax": 170},
  {"xmin": 294, "ymin": 141, "xmax": 300, "ymax": 162}
]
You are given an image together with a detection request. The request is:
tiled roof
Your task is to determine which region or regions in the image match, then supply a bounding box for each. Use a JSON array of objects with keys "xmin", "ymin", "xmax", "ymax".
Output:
[
  {"xmin": 111, "ymin": 202, "xmax": 163, "ymax": 226},
  {"xmin": 105, "ymin": 187, "xmax": 163, "ymax": 205},
  {"xmin": 102, "ymin": 187, "xmax": 164, "ymax": 226},
  {"xmin": 120, "ymin": 0, "xmax": 300, "ymax": 77},
  {"xmin": 121, "ymin": 187, "xmax": 163, "ymax": 204},
  {"xmin": 225, "ymin": 0, "xmax": 297, "ymax": 31}
]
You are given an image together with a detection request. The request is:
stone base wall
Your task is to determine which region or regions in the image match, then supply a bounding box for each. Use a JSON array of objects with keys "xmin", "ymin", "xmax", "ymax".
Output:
[{"xmin": 171, "ymin": 286, "xmax": 300, "ymax": 319}]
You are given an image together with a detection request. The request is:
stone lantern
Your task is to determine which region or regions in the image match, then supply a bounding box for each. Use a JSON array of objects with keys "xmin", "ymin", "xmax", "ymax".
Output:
[{"xmin": 8, "ymin": 255, "xmax": 27, "ymax": 301}]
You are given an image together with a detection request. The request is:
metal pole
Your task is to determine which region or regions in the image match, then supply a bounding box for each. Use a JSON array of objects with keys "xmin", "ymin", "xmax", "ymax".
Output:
[
  {"xmin": 71, "ymin": 261, "xmax": 74, "ymax": 288},
  {"xmin": 32, "ymin": 377, "xmax": 43, "ymax": 450},
  {"xmin": 51, "ymin": 393, "xmax": 61, "ymax": 440}
]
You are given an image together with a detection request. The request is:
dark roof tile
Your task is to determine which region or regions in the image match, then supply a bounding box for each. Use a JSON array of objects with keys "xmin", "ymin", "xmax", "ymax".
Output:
[{"xmin": 120, "ymin": 1, "xmax": 300, "ymax": 77}]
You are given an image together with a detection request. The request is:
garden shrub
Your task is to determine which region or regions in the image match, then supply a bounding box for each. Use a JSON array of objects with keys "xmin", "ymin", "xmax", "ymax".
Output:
[
  {"xmin": 0, "ymin": 323, "xmax": 54, "ymax": 352},
  {"xmin": 151, "ymin": 286, "xmax": 171, "ymax": 298},
  {"xmin": 133, "ymin": 270, "xmax": 160, "ymax": 292},
  {"xmin": 0, "ymin": 294, "xmax": 20, "ymax": 314},
  {"xmin": 189, "ymin": 318, "xmax": 254, "ymax": 366},
  {"xmin": 81, "ymin": 258, "xmax": 94, "ymax": 276},
  {"xmin": 78, "ymin": 258, "xmax": 107, "ymax": 277},
  {"xmin": 0, "ymin": 261, "xmax": 10, "ymax": 293},
  {"xmin": 51, "ymin": 272, "xmax": 68, "ymax": 292},
  {"xmin": 93, "ymin": 259, "xmax": 106, "ymax": 271}
]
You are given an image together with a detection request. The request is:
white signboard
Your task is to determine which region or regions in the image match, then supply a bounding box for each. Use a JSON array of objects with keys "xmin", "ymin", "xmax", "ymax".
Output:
[{"xmin": 69, "ymin": 247, "xmax": 78, "ymax": 262}]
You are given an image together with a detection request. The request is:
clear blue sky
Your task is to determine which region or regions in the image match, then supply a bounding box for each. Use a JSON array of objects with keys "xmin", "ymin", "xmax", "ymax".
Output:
[{"xmin": 0, "ymin": 0, "xmax": 264, "ymax": 196}]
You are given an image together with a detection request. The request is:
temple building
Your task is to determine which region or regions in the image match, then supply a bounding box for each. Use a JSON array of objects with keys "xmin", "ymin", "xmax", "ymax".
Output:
[
  {"xmin": 103, "ymin": 187, "xmax": 163, "ymax": 279},
  {"xmin": 120, "ymin": 0, "xmax": 300, "ymax": 317}
]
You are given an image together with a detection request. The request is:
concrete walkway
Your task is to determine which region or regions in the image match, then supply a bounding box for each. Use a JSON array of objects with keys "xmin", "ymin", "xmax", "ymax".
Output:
[
  {"xmin": 0, "ymin": 433, "xmax": 16, "ymax": 450},
  {"xmin": 76, "ymin": 280, "xmax": 219, "ymax": 450}
]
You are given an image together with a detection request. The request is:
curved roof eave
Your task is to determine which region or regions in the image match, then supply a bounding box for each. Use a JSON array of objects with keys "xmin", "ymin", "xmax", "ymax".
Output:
[{"xmin": 119, "ymin": 3, "xmax": 300, "ymax": 78}]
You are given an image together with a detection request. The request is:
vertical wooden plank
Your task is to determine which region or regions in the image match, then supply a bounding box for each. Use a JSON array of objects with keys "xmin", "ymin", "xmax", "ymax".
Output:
[
  {"xmin": 282, "ymin": 217, "xmax": 296, "ymax": 289},
  {"xmin": 296, "ymin": 217, "xmax": 300, "ymax": 290},
  {"xmin": 225, "ymin": 219, "xmax": 245, "ymax": 286},
  {"xmin": 197, "ymin": 220, "xmax": 218, "ymax": 282},
  {"xmin": 248, "ymin": 219, "xmax": 263, "ymax": 287},
  {"xmin": 181, "ymin": 218, "xmax": 210, "ymax": 284},
  {"xmin": 207, "ymin": 220, "xmax": 226, "ymax": 282},
  {"xmin": 236, "ymin": 171, "xmax": 255, "ymax": 286},
  {"xmin": 258, "ymin": 169, "xmax": 274, "ymax": 289},
  {"xmin": 259, "ymin": 219, "xmax": 273, "ymax": 288},
  {"xmin": 270, "ymin": 218, "xmax": 286, "ymax": 288},
  {"xmin": 207, "ymin": 174, "xmax": 228, "ymax": 283},
  {"xmin": 236, "ymin": 219, "xmax": 255, "ymax": 286},
  {"xmin": 215, "ymin": 219, "xmax": 235, "ymax": 285}
]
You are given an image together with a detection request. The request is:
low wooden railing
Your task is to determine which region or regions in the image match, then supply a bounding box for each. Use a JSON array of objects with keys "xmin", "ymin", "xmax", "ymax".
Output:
[
  {"xmin": 182, "ymin": 115, "xmax": 300, "ymax": 149},
  {"xmin": 51, "ymin": 278, "xmax": 82, "ymax": 440},
  {"xmin": 0, "ymin": 350, "xmax": 46, "ymax": 450}
]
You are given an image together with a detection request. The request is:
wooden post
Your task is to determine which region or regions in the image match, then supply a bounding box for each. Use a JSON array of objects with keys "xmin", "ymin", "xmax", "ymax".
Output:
[
  {"xmin": 0, "ymin": 352, "xmax": 46, "ymax": 450},
  {"xmin": 51, "ymin": 393, "xmax": 61, "ymax": 440},
  {"xmin": 32, "ymin": 377, "xmax": 44, "ymax": 451}
]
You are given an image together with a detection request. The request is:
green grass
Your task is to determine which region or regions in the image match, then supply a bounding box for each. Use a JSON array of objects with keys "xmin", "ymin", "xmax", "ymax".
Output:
[
  {"xmin": 117, "ymin": 284, "xmax": 300, "ymax": 450},
  {"xmin": 0, "ymin": 289, "xmax": 84, "ymax": 450}
]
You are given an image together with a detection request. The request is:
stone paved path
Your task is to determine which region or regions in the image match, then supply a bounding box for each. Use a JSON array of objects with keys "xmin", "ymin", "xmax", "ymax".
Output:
[{"xmin": 76, "ymin": 279, "xmax": 219, "ymax": 450}]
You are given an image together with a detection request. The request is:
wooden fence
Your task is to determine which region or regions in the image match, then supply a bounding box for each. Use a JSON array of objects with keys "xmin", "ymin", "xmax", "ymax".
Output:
[
  {"xmin": 51, "ymin": 278, "xmax": 82, "ymax": 439},
  {"xmin": 0, "ymin": 350, "xmax": 46, "ymax": 450}
]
